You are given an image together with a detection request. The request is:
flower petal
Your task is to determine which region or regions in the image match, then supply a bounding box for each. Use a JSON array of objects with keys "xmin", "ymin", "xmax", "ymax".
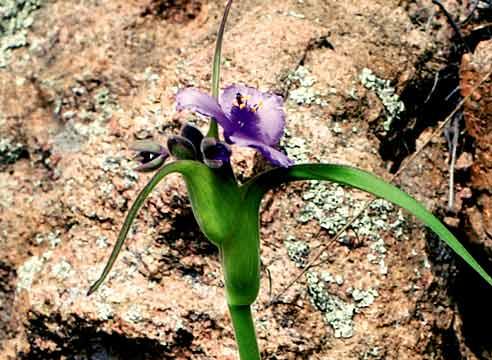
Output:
[
  {"xmin": 176, "ymin": 88, "xmax": 232, "ymax": 132},
  {"xmin": 254, "ymin": 92, "xmax": 285, "ymax": 145},
  {"xmin": 230, "ymin": 136, "xmax": 293, "ymax": 168},
  {"xmin": 220, "ymin": 84, "xmax": 285, "ymax": 146}
]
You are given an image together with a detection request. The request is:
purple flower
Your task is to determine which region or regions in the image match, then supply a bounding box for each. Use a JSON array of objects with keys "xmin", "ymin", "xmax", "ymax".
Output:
[{"xmin": 176, "ymin": 84, "xmax": 293, "ymax": 167}]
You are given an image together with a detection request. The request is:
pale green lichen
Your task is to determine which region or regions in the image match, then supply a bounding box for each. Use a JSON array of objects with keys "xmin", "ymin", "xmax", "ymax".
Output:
[
  {"xmin": 285, "ymin": 235, "xmax": 310, "ymax": 268},
  {"xmin": 307, "ymin": 271, "xmax": 355, "ymax": 338},
  {"xmin": 0, "ymin": 0, "xmax": 42, "ymax": 67},
  {"xmin": 143, "ymin": 66, "xmax": 160, "ymax": 83},
  {"xmin": 318, "ymin": 271, "xmax": 344, "ymax": 286},
  {"xmin": 95, "ymin": 235, "xmax": 108, "ymax": 248},
  {"xmin": 297, "ymin": 181, "xmax": 408, "ymax": 276},
  {"xmin": 285, "ymin": 10, "xmax": 305, "ymax": 19},
  {"xmin": 34, "ymin": 230, "xmax": 61, "ymax": 248},
  {"xmin": 17, "ymin": 256, "xmax": 44, "ymax": 291},
  {"xmin": 335, "ymin": 274, "xmax": 344, "ymax": 286},
  {"xmin": 16, "ymin": 251, "xmax": 51, "ymax": 291},
  {"xmin": 281, "ymin": 127, "xmax": 315, "ymax": 163},
  {"xmin": 308, "ymin": 272, "xmax": 381, "ymax": 338},
  {"xmin": 100, "ymin": 155, "xmax": 139, "ymax": 191},
  {"xmin": 351, "ymin": 288, "xmax": 379, "ymax": 309},
  {"xmin": 359, "ymin": 68, "xmax": 405, "ymax": 132},
  {"xmin": 99, "ymin": 181, "xmax": 115, "ymax": 197},
  {"xmin": 51, "ymin": 259, "xmax": 73, "ymax": 280},
  {"xmin": 123, "ymin": 304, "xmax": 143, "ymax": 323},
  {"xmin": 285, "ymin": 66, "xmax": 329, "ymax": 106},
  {"xmin": 0, "ymin": 137, "xmax": 25, "ymax": 164}
]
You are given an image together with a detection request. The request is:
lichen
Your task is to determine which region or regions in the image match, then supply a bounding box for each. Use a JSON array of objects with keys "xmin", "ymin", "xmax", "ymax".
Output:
[
  {"xmin": 34, "ymin": 230, "xmax": 61, "ymax": 248},
  {"xmin": 307, "ymin": 271, "xmax": 382, "ymax": 338},
  {"xmin": 297, "ymin": 181, "xmax": 409, "ymax": 275},
  {"xmin": 317, "ymin": 271, "xmax": 344, "ymax": 286},
  {"xmin": 359, "ymin": 68, "xmax": 405, "ymax": 132},
  {"xmin": 0, "ymin": 0, "xmax": 42, "ymax": 67},
  {"xmin": 351, "ymin": 288, "xmax": 379, "ymax": 309},
  {"xmin": 335, "ymin": 275, "xmax": 344, "ymax": 286},
  {"xmin": 99, "ymin": 155, "xmax": 139, "ymax": 192},
  {"xmin": 17, "ymin": 251, "xmax": 51, "ymax": 291},
  {"xmin": 96, "ymin": 235, "xmax": 108, "ymax": 248},
  {"xmin": 307, "ymin": 271, "xmax": 355, "ymax": 338},
  {"xmin": 53, "ymin": 85, "xmax": 122, "ymax": 153},
  {"xmin": 123, "ymin": 304, "xmax": 143, "ymax": 323},
  {"xmin": 285, "ymin": 66, "xmax": 328, "ymax": 106},
  {"xmin": 285, "ymin": 10, "xmax": 305, "ymax": 19},
  {"xmin": 285, "ymin": 235, "xmax": 310, "ymax": 268},
  {"xmin": 51, "ymin": 259, "xmax": 73, "ymax": 280},
  {"xmin": 281, "ymin": 127, "xmax": 314, "ymax": 163},
  {"xmin": 143, "ymin": 66, "xmax": 160, "ymax": 83}
]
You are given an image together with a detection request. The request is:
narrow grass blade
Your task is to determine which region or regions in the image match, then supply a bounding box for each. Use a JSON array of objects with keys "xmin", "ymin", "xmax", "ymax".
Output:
[{"xmin": 207, "ymin": 0, "xmax": 233, "ymax": 138}]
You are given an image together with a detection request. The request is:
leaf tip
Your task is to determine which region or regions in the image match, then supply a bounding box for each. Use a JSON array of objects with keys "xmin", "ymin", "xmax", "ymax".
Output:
[{"xmin": 86, "ymin": 280, "xmax": 101, "ymax": 296}]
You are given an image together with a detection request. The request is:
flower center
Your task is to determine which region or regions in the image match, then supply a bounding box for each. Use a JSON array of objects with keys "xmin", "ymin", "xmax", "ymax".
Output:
[{"xmin": 232, "ymin": 92, "xmax": 263, "ymax": 113}]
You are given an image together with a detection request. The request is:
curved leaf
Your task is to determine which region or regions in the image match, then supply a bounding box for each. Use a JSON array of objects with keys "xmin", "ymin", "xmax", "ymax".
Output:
[
  {"xmin": 241, "ymin": 163, "xmax": 492, "ymax": 286},
  {"xmin": 87, "ymin": 160, "xmax": 238, "ymax": 295}
]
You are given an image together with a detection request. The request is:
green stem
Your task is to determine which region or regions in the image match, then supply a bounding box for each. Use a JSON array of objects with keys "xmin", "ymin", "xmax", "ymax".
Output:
[
  {"xmin": 207, "ymin": 0, "xmax": 233, "ymax": 139},
  {"xmin": 228, "ymin": 305, "xmax": 261, "ymax": 360}
]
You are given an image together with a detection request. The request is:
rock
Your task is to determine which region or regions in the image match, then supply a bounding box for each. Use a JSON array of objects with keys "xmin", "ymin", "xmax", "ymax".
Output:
[
  {"xmin": 460, "ymin": 40, "xmax": 492, "ymax": 250},
  {"xmin": 0, "ymin": 0, "xmax": 487, "ymax": 359}
]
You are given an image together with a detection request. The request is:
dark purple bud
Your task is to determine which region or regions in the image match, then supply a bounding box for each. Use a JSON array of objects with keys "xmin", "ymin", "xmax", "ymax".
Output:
[
  {"xmin": 201, "ymin": 137, "xmax": 231, "ymax": 168},
  {"xmin": 180, "ymin": 123, "xmax": 204, "ymax": 160},
  {"xmin": 131, "ymin": 141, "xmax": 169, "ymax": 172},
  {"xmin": 167, "ymin": 135, "xmax": 197, "ymax": 160}
]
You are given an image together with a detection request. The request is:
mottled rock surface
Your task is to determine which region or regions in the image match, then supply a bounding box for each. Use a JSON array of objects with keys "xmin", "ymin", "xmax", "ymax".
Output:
[{"xmin": 1, "ymin": 0, "xmax": 492, "ymax": 359}]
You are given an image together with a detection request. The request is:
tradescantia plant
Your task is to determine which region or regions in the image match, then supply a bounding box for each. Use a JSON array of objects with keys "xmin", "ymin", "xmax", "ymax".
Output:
[{"xmin": 87, "ymin": 1, "xmax": 492, "ymax": 359}]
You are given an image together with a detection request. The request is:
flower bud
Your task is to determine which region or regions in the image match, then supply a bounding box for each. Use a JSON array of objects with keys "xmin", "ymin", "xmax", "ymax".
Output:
[
  {"xmin": 201, "ymin": 137, "xmax": 232, "ymax": 168},
  {"xmin": 181, "ymin": 123, "xmax": 204, "ymax": 160},
  {"xmin": 131, "ymin": 141, "xmax": 169, "ymax": 172},
  {"xmin": 167, "ymin": 135, "xmax": 197, "ymax": 160}
]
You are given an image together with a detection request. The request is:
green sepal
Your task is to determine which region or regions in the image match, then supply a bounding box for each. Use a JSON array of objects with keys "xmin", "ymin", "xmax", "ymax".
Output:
[
  {"xmin": 167, "ymin": 135, "xmax": 197, "ymax": 160},
  {"xmin": 241, "ymin": 163, "xmax": 492, "ymax": 287}
]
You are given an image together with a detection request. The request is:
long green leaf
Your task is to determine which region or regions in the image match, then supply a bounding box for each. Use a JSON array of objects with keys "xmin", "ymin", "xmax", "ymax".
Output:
[
  {"xmin": 242, "ymin": 163, "xmax": 492, "ymax": 286},
  {"xmin": 87, "ymin": 161, "xmax": 207, "ymax": 295}
]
